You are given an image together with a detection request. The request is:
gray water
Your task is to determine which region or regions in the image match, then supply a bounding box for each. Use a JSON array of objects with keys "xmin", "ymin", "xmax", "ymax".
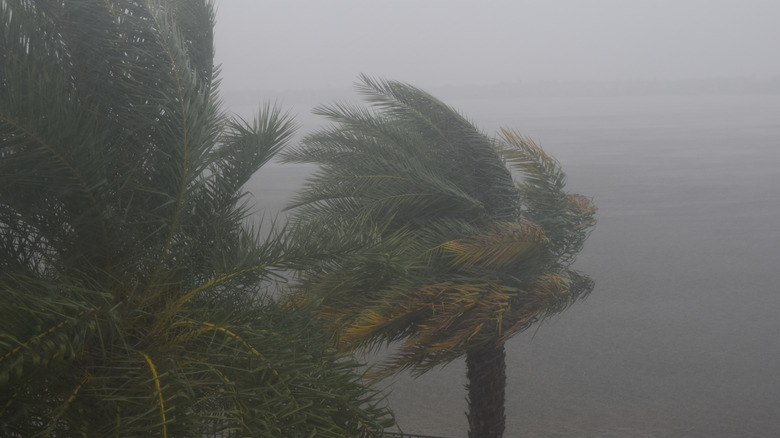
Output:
[{"xmin": 239, "ymin": 91, "xmax": 780, "ymax": 437}]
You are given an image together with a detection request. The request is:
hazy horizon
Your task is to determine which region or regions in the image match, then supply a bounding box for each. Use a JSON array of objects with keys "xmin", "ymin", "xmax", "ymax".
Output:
[{"xmin": 213, "ymin": 1, "xmax": 780, "ymax": 93}]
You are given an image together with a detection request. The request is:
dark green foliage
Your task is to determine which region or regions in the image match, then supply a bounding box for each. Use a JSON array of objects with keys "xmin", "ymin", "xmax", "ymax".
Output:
[
  {"xmin": 284, "ymin": 75, "xmax": 597, "ymax": 437},
  {"xmin": 0, "ymin": 1, "xmax": 393, "ymax": 436},
  {"xmin": 284, "ymin": 76, "xmax": 597, "ymax": 373}
]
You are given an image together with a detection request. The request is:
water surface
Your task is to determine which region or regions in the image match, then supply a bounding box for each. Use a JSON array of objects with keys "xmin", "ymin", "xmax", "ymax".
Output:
[{"xmin": 240, "ymin": 92, "xmax": 780, "ymax": 437}]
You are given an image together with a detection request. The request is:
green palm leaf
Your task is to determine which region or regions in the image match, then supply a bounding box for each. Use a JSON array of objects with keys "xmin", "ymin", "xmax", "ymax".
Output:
[
  {"xmin": 1, "ymin": 2, "xmax": 394, "ymax": 436},
  {"xmin": 287, "ymin": 75, "xmax": 597, "ymax": 436}
]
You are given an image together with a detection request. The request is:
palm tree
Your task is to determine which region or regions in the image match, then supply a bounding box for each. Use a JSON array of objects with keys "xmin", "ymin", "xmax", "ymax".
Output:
[
  {"xmin": 283, "ymin": 75, "xmax": 597, "ymax": 437},
  {"xmin": 0, "ymin": 2, "xmax": 393, "ymax": 436}
]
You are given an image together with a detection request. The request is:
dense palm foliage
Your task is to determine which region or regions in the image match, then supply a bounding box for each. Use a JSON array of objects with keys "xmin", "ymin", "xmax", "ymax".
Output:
[
  {"xmin": 0, "ymin": 1, "xmax": 393, "ymax": 436},
  {"xmin": 283, "ymin": 75, "xmax": 597, "ymax": 437}
]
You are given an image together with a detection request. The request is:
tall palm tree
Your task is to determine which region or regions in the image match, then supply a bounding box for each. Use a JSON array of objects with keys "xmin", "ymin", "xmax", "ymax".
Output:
[
  {"xmin": 283, "ymin": 75, "xmax": 597, "ymax": 437},
  {"xmin": 0, "ymin": 2, "xmax": 393, "ymax": 436}
]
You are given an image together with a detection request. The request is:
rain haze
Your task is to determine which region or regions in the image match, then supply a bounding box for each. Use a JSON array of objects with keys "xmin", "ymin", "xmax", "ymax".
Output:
[
  {"xmin": 213, "ymin": 1, "xmax": 780, "ymax": 437},
  {"xmin": 213, "ymin": 0, "xmax": 780, "ymax": 91}
]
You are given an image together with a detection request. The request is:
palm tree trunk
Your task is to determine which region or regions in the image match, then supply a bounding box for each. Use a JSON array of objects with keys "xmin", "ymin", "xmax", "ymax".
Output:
[{"xmin": 466, "ymin": 343, "xmax": 506, "ymax": 438}]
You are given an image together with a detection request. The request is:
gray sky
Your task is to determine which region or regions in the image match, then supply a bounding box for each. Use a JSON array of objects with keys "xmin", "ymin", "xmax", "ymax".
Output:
[{"xmin": 213, "ymin": 0, "xmax": 780, "ymax": 91}]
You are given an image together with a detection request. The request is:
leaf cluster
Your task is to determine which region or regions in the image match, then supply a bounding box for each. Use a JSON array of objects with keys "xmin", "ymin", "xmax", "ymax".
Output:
[
  {"xmin": 1, "ymin": 1, "xmax": 393, "ymax": 436},
  {"xmin": 284, "ymin": 75, "xmax": 597, "ymax": 376}
]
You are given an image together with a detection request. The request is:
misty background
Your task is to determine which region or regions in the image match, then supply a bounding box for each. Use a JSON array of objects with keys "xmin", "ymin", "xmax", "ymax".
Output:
[
  {"xmin": 212, "ymin": 2, "xmax": 780, "ymax": 437},
  {"xmin": 213, "ymin": 0, "xmax": 779, "ymax": 92}
]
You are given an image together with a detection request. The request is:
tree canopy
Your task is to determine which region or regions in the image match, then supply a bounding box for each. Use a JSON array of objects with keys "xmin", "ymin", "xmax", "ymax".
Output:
[
  {"xmin": 283, "ymin": 76, "xmax": 596, "ymax": 436},
  {"xmin": 284, "ymin": 76, "xmax": 597, "ymax": 374},
  {"xmin": 0, "ymin": 2, "xmax": 392, "ymax": 436}
]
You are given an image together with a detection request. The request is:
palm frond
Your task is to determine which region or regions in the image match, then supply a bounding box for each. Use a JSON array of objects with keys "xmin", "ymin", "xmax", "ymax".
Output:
[
  {"xmin": 1, "ymin": 1, "xmax": 395, "ymax": 435},
  {"xmin": 498, "ymin": 128, "xmax": 597, "ymax": 264},
  {"xmin": 437, "ymin": 221, "xmax": 548, "ymax": 270},
  {"xmin": 286, "ymin": 76, "xmax": 597, "ymax": 379}
]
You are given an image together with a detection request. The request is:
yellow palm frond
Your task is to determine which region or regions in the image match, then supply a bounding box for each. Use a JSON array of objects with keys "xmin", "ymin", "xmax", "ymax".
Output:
[
  {"xmin": 142, "ymin": 353, "xmax": 168, "ymax": 438},
  {"xmin": 497, "ymin": 273, "xmax": 573, "ymax": 344},
  {"xmin": 439, "ymin": 221, "xmax": 547, "ymax": 270}
]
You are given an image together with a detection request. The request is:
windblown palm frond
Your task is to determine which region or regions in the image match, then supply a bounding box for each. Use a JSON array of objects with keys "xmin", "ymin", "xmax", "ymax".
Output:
[
  {"xmin": 287, "ymin": 76, "xmax": 596, "ymax": 375},
  {"xmin": 286, "ymin": 77, "xmax": 596, "ymax": 436},
  {"xmin": 283, "ymin": 76, "xmax": 518, "ymax": 231},
  {"xmin": 0, "ymin": 2, "xmax": 393, "ymax": 436},
  {"xmin": 499, "ymin": 129, "xmax": 597, "ymax": 264},
  {"xmin": 438, "ymin": 221, "xmax": 548, "ymax": 270}
]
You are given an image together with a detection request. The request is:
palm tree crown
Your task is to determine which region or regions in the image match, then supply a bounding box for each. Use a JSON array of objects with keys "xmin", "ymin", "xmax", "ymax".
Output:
[
  {"xmin": 283, "ymin": 75, "xmax": 596, "ymax": 437},
  {"xmin": 285, "ymin": 75, "xmax": 596, "ymax": 373}
]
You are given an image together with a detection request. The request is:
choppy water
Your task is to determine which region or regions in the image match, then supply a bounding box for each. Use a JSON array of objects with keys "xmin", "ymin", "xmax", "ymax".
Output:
[{"xmin": 238, "ymin": 91, "xmax": 780, "ymax": 437}]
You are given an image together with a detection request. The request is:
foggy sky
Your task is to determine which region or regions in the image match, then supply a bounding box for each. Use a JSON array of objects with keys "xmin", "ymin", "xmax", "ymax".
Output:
[{"xmin": 212, "ymin": 0, "xmax": 780, "ymax": 92}]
